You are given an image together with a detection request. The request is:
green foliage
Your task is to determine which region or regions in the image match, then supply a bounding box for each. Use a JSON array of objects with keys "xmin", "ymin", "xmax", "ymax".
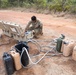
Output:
[
  {"xmin": 48, "ymin": 0, "xmax": 76, "ymax": 13},
  {"xmin": 23, "ymin": 2, "xmax": 31, "ymax": 8},
  {"xmin": 48, "ymin": 0, "xmax": 62, "ymax": 11},
  {"xmin": 0, "ymin": 0, "xmax": 76, "ymax": 14},
  {"xmin": 33, "ymin": 0, "xmax": 47, "ymax": 9},
  {"xmin": 68, "ymin": 0, "xmax": 76, "ymax": 13},
  {"xmin": 1, "ymin": 0, "xmax": 8, "ymax": 8}
]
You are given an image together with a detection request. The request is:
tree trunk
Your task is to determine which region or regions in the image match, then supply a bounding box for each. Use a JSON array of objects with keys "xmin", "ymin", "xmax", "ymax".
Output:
[{"xmin": 62, "ymin": 0, "xmax": 66, "ymax": 11}]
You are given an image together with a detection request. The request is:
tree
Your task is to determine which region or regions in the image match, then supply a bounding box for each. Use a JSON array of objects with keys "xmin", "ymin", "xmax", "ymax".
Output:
[
  {"xmin": 0, "ymin": 0, "xmax": 1, "ymax": 7},
  {"xmin": 61, "ymin": 0, "xmax": 66, "ymax": 11}
]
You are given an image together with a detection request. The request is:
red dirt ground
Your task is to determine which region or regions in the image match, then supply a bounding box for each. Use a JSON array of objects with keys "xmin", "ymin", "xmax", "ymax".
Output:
[{"xmin": 0, "ymin": 10, "xmax": 76, "ymax": 75}]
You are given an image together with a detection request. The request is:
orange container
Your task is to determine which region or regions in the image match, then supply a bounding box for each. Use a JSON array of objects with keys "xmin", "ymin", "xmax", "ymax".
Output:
[
  {"xmin": 61, "ymin": 41, "xmax": 64, "ymax": 52},
  {"xmin": 72, "ymin": 46, "xmax": 76, "ymax": 61},
  {"xmin": 63, "ymin": 42, "xmax": 75, "ymax": 57},
  {"xmin": 10, "ymin": 50, "xmax": 22, "ymax": 70}
]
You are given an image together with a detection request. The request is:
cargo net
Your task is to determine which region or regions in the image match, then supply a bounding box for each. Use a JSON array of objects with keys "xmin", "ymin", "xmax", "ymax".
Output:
[
  {"xmin": 10, "ymin": 34, "xmax": 65, "ymax": 68},
  {"xmin": 3, "ymin": 33, "xmax": 75, "ymax": 75},
  {"xmin": 21, "ymin": 34, "xmax": 66, "ymax": 68}
]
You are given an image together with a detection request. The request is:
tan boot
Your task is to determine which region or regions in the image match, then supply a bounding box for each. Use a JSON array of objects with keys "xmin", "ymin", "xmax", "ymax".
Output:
[{"xmin": 34, "ymin": 36, "xmax": 39, "ymax": 39}]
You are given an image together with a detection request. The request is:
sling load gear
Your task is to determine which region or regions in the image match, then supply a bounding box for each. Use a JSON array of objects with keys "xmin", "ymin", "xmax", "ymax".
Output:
[{"xmin": 0, "ymin": 21, "xmax": 34, "ymax": 42}]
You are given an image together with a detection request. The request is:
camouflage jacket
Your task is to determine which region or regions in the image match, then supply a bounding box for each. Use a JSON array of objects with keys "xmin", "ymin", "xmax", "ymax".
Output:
[{"xmin": 25, "ymin": 19, "xmax": 43, "ymax": 31}]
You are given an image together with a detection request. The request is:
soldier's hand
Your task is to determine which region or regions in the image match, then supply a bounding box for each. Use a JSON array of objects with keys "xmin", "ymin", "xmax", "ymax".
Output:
[{"xmin": 25, "ymin": 30, "xmax": 27, "ymax": 32}]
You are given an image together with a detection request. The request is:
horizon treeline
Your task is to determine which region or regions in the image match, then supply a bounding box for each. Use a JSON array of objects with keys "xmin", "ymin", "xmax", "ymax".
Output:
[{"xmin": 0, "ymin": 0, "xmax": 76, "ymax": 13}]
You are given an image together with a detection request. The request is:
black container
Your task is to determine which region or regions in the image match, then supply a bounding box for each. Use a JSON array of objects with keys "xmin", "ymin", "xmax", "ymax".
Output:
[
  {"xmin": 3, "ymin": 52, "xmax": 15, "ymax": 75},
  {"xmin": 15, "ymin": 42, "xmax": 29, "ymax": 67}
]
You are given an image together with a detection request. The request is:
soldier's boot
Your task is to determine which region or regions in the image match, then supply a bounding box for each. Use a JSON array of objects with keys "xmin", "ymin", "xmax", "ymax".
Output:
[
  {"xmin": 39, "ymin": 28, "xmax": 43, "ymax": 35},
  {"xmin": 33, "ymin": 31, "xmax": 39, "ymax": 39}
]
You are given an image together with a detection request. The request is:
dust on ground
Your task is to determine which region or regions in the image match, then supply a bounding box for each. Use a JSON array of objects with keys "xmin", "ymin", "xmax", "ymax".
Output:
[{"xmin": 0, "ymin": 10, "xmax": 76, "ymax": 75}]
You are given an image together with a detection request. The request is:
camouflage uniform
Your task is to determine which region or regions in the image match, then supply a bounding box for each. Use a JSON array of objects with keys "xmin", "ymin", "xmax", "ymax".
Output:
[{"xmin": 25, "ymin": 19, "xmax": 43, "ymax": 37}]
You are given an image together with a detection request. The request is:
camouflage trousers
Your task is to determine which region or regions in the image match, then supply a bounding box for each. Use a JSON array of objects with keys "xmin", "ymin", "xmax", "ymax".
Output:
[{"xmin": 27, "ymin": 27, "xmax": 43, "ymax": 37}]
